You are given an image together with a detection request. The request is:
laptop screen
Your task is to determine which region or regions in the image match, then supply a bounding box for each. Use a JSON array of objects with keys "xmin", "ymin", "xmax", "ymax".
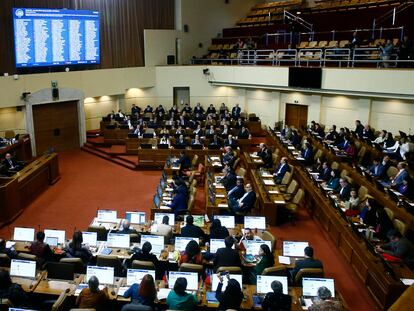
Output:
[
  {"xmin": 140, "ymin": 235, "xmax": 164, "ymax": 254},
  {"xmin": 45, "ymin": 237, "xmax": 59, "ymax": 247},
  {"xmin": 244, "ymin": 240, "xmax": 272, "ymax": 255},
  {"xmin": 97, "ymin": 210, "xmax": 117, "ymax": 222},
  {"xmin": 185, "ymin": 215, "xmax": 205, "ymax": 227},
  {"xmin": 125, "ymin": 212, "xmax": 146, "ymax": 224},
  {"xmin": 244, "ymin": 216, "xmax": 266, "ymax": 230},
  {"xmin": 175, "ymin": 237, "xmax": 199, "ymax": 252},
  {"xmin": 44, "ymin": 229, "xmax": 66, "ymax": 244},
  {"xmin": 302, "ymin": 278, "xmax": 335, "ymax": 298},
  {"xmin": 154, "ymin": 213, "xmax": 175, "ymax": 226},
  {"xmin": 257, "ymin": 275, "xmax": 288, "ymax": 295},
  {"xmin": 126, "ymin": 269, "xmax": 156, "ymax": 286},
  {"xmin": 282, "ymin": 241, "xmax": 309, "ymax": 257},
  {"xmin": 107, "ymin": 233, "xmax": 130, "ymax": 248},
  {"xmin": 13, "ymin": 227, "xmax": 35, "ymax": 242},
  {"xmin": 169, "ymin": 271, "xmax": 198, "ymax": 291},
  {"xmin": 153, "ymin": 195, "xmax": 160, "ymax": 208},
  {"xmin": 10, "ymin": 259, "xmax": 36, "ymax": 278},
  {"xmin": 82, "ymin": 231, "xmax": 98, "ymax": 247},
  {"xmin": 213, "ymin": 215, "xmax": 235, "ymax": 228},
  {"xmin": 211, "ymin": 274, "xmax": 242, "ymax": 291},
  {"xmin": 157, "ymin": 185, "xmax": 163, "ymax": 198},
  {"xmin": 86, "ymin": 266, "xmax": 114, "ymax": 285}
]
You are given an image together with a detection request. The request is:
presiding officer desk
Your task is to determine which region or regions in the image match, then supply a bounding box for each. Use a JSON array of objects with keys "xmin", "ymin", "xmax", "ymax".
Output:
[
  {"xmin": 0, "ymin": 152, "xmax": 60, "ymax": 227},
  {"xmin": 266, "ymin": 129, "xmax": 413, "ymax": 310}
]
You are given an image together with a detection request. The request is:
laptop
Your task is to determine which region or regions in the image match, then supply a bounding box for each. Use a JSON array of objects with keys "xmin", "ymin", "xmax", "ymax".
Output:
[
  {"xmin": 175, "ymin": 237, "xmax": 199, "ymax": 252},
  {"xmin": 125, "ymin": 212, "xmax": 146, "ymax": 224},
  {"xmin": 46, "ymin": 262, "xmax": 75, "ymax": 280},
  {"xmin": 44, "ymin": 229, "xmax": 66, "ymax": 244},
  {"xmin": 244, "ymin": 216, "xmax": 266, "ymax": 230},
  {"xmin": 169, "ymin": 271, "xmax": 198, "ymax": 291},
  {"xmin": 213, "ymin": 215, "xmax": 235, "ymax": 229},
  {"xmin": 302, "ymin": 277, "xmax": 335, "ymax": 298},
  {"xmin": 282, "ymin": 241, "xmax": 309, "ymax": 257},
  {"xmin": 154, "ymin": 213, "xmax": 175, "ymax": 226},
  {"xmin": 13, "ymin": 227, "xmax": 35, "ymax": 242},
  {"xmin": 10, "ymin": 259, "xmax": 36, "ymax": 279},
  {"xmin": 126, "ymin": 269, "xmax": 156, "ymax": 286},
  {"xmin": 140, "ymin": 235, "xmax": 164, "ymax": 254},
  {"xmin": 86, "ymin": 266, "xmax": 114, "ymax": 285},
  {"xmin": 97, "ymin": 210, "xmax": 117, "ymax": 222},
  {"xmin": 107, "ymin": 233, "xmax": 130, "ymax": 248},
  {"xmin": 82, "ymin": 231, "xmax": 98, "ymax": 247},
  {"xmin": 153, "ymin": 195, "xmax": 161, "ymax": 208},
  {"xmin": 45, "ymin": 237, "xmax": 59, "ymax": 247}
]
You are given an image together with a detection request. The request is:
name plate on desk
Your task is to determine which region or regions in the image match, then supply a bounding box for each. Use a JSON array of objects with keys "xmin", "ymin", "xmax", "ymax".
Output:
[
  {"xmin": 287, "ymin": 146, "xmax": 295, "ymax": 150},
  {"xmin": 274, "ymin": 200, "xmax": 285, "ymax": 204},
  {"xmin": 296, "ymin": 157, "xmax": 305, "ymax": 161},
  {"xmin": 263, "ymin": 179, "xmax": 275, "ymax": 186},
  {"xmin": 253, "ymin": 159, "xmax": 263, "ymax": 163},
  {"xmin": 218, "ymin": 203, "xmax": 228, "ymax": 208},
  {"xmin": 216, "ymin": 194, "xmax": 225, "ymax": 198},
  {"xmin": 261, "ymin": 173, "xmax": 273, "ymax": 178},
  {"xmin": 268, "ymin": 190, "xmax": 279, "ymax": 194}
]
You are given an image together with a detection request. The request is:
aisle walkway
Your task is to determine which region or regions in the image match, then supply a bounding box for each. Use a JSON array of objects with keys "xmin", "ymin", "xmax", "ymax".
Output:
[{"xmin": 0, "ymin": 150, "xmax": 377, "ymax": 310}]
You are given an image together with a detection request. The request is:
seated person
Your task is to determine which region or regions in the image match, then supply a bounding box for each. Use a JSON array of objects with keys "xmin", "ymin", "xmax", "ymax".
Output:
[
  {"xmin": 238, "ymin": 228, "xmax": 262, "ymax": 251},
  {"xmin": 376, "ymin": 229, "xmax": 414, "ymax": 269},
  {"xmin": 389, "ymin": 162, "xmax": 409, "ymax": 189},
  {"xmin": 262, "ymin": 149, "xmax": 273, "ymax": 169},
  {"xmin": 213, "ymin": 236, "xmax": 241, "ymax": 271},
  {"xmin": 324, "ymin": 169, "xmax": 340, "ymax": 191},
  {"xmin": 273, "ymin": 157, "xmax": 289, "ymax": 184},
  {"xmin": 359, "ymin": 198, "xmax": 379, "ymax": 227},
  {"xmin": 0, "ymin": 239, "xmax": 17, "ymax": 259},
  {"xmin": 222, "ymin": 146, "xmax": 236, "ymax": 167},
  {"xmin": 76, "ymin": 276, "xmax": 109, "ymax": 310},
  {"xmin": 175, "ymin": 134, "xmax": 188, "ymax": 148},
  {"xmin": 159, "ymin": 135, "xmax": 171, "ymax": 147},
  {"xmin": 176, "ymin": 151, "xmax": 191, "ymax": 171},
  {"xmin": 229, "ymin": 183, "xmax": 256, "ymax": 214},
  {"xmin": 343, "ymin": 189, "xmax": 360, "ymax": 216},
  {"xmin": 249, "ymin": 244, "xmax": 275, "ymax": 284},
  {"xmin": 166, "ymin": 277, "xmax": 199, "ymax": 311},
  {"xmin": 64, "ymin": 231, "xmax": 92, "ymax": 265},
  {"xmin": 301, "ymin": 142, "xmax": 314, "ymax": 165},
  {"xmin": 0, "ymin": 269, "xmax": 28, "ymax": 307},
  {"xmin": 151, "ymin": 215, "xmax": 173, "ymax": 243},
  {"xmin": 318, "ymin": 161, "xmax": 332, "ymax": 182},
  {"xmin": 194, "ymin": 103, "xmax": 204, "ymax": 115},
  {"xmin": 290, "ymin": 246, "xmax": 323, "ymax": 280},
  {"xmin": 210, "ymin": 219, "xmax": 230, "ymax": 240},
  {"xmin": 216, "ymin": 274, "xmax": 244, "ymax": 310},
  {"xmin": 338, "ymin": 178, "xmax": 352, "ymax": 201},
  {"xmin": 181, "ymin": 215, "xmax": 205, "ymax": 239},
  {"xmin": 29, "ymin": 231, "xmax": 53, "ymax": 266},
  {"xmin": 130, "ymin": 241, "xmax": 159, "ymax": 267},
  {"xmin": 209, "ymin": 134, "xmax": 222, "ymax": 147},
  {"xmin": 261, "ymin": 280, "xmax": 292, "ymax": 311},
  {"xmin": 369, "ymin": 158, "xmax": 386, "ymax": 179},
  {"xmin": 224, "ymin": 135, "xmax": 238, "ymax": 149},
  {"xmin": 399, "ymin": 177, "xmax": 414, "ymax": 200},
  {"xmin": 193, "ymin": 124, "xmax": 204, "ymax": 137},
  {"xmin": 227, "ymin": 177, "xmax": 245, "ymax": 201},
  {"xmin": 191, "ymin": 134, "xmax": 203, "ymax": 146},
  {"xmin": 256, "ymin": 143, "xmax": 268, "ymax": 158},
  {"xmin": 178, "ymin": 240, "xmax": 206, "ymax": 266},
  {"xmin": 123, "ymin": 273, "xmax": 157, "ymax": 307},
  {"xmin": 309, "ymin": 286, "xmax": 342, "ymax": 311},
  {"xmin": 143, "ymin": 105, "xmax": 153, "ymax": 113},
  {"xmin": 221, "ymin": 167, "xmax": 237, "ymax": 191},
  {"xmin": 231, "ymin": 103, "xmax": 241, "ymax": 119},
  {"xmin": 237, "ymin": 126, "xmax": 250, "ymax": 139},
  {"xmin": 2, "ymin": 153, "xmax": 23, "ymax": 173},
  {"xmin": 118, "ymin": 219, "xmax": 138, "ymax": 235},
  {"xmin": 167, "ymin": 190, "xmax": 188, "ymax": 215},
  {"xmin": 374, "ymin": 207, "xmax": 394, "ymax": 240},
  {"xmin": 206, "ymin": 104, "xmax": 217, "ymax": 116}
]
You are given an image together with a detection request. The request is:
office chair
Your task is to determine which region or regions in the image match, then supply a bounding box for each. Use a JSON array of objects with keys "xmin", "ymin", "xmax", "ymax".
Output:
[
  {"xmin": 216, "ymin": 266, "xmax": 242, "ymax": 274},
  {"xmin": 0, "ymin": 254, "xmax": 10, "ymax": 267},
  {"xmin": 179, "ymin": 263, "xmax": 203, "ymax": 275},
  {"xmin": 131, "ymin": 260, "xmax": 155, "ymax": 270},
  {"xmin": 87, "ymin": 225, "xmax": 107, "ymax": 241},
  {"xmin": 294, "ymin": 268, "xmax": 324, "ymax": 286},
  {"xmin": 60, "ymin": 257, "xmax": 85, "ymax": 274},
  {"xmin": 121, "ymin": 304, "xmax": 152, "ymax": 311},
  {"xmin": 97, "ymin": 255, "xmax": 124, "ymax": 277},
  {"xmin": 261, "ymin": 231, "xmax": 277, "ymax": 250},
  {"xmin": 262, "ymin": 266, "xmax": 288, "ymax": 277}
]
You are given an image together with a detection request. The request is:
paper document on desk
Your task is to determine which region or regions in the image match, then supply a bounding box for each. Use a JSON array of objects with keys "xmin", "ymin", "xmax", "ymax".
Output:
[
  {"xmin": 296, "ymin": 157, "xmax": 305, "ymax": 160},
  {"xmin": 274, "ymin": 200, "xmax": 285, "ymax": 204},
  {"xmin": 287, "ymin": 146, "xmax": 295, "ymax": 150},
  {"xmin": 6, "ymin": 241, "xmax": 16, "ymax": 248},
  {"xmin": 302, "ymin": 298, "xmax": 313, "ymax": 310},
  {"xmin": 215, "ymin": 185, "xmax": 224, "ymax": 189},
  {"xmin": 261, "ymin": 173, "xmax": 273, "ymax": 178},
  {"xmin": 401, "ymin": 278, "xmax": 414, "ymax": 285},
  {"xmin": 160, "ymin": 206, "xmax": 171, "ymax": 210},
  {"xmin": 165, "ymin": 187, "xmax": 173, "ymax": 192},
  {"xmin": 118, "ymin": 287, "xmax": 128, "ymax": 296},
  {"xmin": 250, "ymin": 153, "xmax": 259, "ymax": 158},
  {"xmin": 322, "ymin": 187, "xmax": 334, "ymax": 191},
  {"xmin": 218, "ymin": 203, "xmax": 228, "ymax": 208},
  {"xmin": 263, "ymin": 179, "xmax": 275, "ymax": 186},
  {"xmin": 216, "ymin": 194, "xmax": 225, "ymax": 198},
  {"xmin": 158, "ymin": 288, "xmax": 172, "ymax": 300},
  {"xmin": 268, "ymin": 190, "xmax": 279, "ymax": 194},
  {"xmin": 278, "ymin": 255, "xmax": 291, "ymax": 265},
  {"xmin": 254, "ymin": 159, "xmax": 263, "ymax": 163},
  {"xmin": 210, "ymin": 156, "xmax": 220, "ymax": 161},
  {"xmin": 213, "ymin": 162, "xmax": 222, "ymax": 167}
]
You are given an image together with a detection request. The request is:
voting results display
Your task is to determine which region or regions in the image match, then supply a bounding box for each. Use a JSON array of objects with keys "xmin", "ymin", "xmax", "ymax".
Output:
[{"xmin": 13, "ymin": 8, "xmax": 100, "ymax": 67}]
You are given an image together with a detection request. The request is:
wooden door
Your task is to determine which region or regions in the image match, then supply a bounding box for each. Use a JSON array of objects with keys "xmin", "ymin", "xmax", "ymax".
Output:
[
  {"xmin": 32, "ymin": 101, "xmax": 79, "ymax": 154},
  {"xmin": 285, "ymin": 104, "xmax": 308, "ymax": 129}
]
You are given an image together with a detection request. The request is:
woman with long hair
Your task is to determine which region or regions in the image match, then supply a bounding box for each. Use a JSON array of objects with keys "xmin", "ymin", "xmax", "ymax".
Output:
[
  {"xmin": 123, "ymin": 274, "xmax": 157, "ymax": 307},
  {"xmin": 65, "ymin": 231, "xmax": 92, "ymax": 264},
  {"xmin": 215, "ymin": 275, "xmax": 243, "ymax": 310},
  {"xmin": 249, "ymin": 244, "xmax": 275, "ymax": 284},
  {"xmin": 179, "ymin": 240, "xmax": 204, "ymax": 265},
  {"xmin": 210, "ymin": 218, "xmax": 229, "ymax": 239}
]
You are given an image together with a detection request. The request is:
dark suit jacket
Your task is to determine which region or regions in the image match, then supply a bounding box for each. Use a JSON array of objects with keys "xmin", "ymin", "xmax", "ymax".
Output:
[
  {"xmin": 221, "ymin": 173, "xmax": 237, "ymax": 191},
  {"xmin": 262, "ymin": 292, "xmax": 292, "ymax": 311},
  {"xmin": 170, "ymin": 192, "xmax": 187, "ymax": 214},
  {"xmin": 178, "ymin": 155, "xmax": 191, "ymax": 170},
  {"xmin": 228, "ymin": 185, "xmax": 245, "ymax": 200},
  {"xmin": 338, "ymin": 184, "xmax": 352, "ymax": 201},
  {"xmin": 301, "ymin": 148, "xmax": 314, "ymax": 164},
  {"xmin": 319, "ymin": 167, "xmax": 332, "ymax": 181},
  {"xmin": 181, "ymin": 224, "xmax": 205, "ymax": 239},
  {"xmin": 213, "ymin": 247, "xmax": 241, "ymax": 270},
  {"xmin": 274, "ymin": 163, "xmax": 289, "ymax": 179},
  {"xmin": 224, "ymin": 139, "xmax": 237, "ymax": 149},
  {"xmin": 3, "ymin": 158, "xmax": 18, "ymax": 170},
  {"xmin": 231, "ymin": 106, "xmax": 241, "ymax": 118},
  {"xmin": 240, "ymin": 191, "xmax": 256, "ymax": 212},
  {"xmin": 238, "ymin": 130, "xmax": 249, "ymax": 139},
  {"xmin": 369, "ymin": 163, "xmax": 385, "ymax": 178},
  {"xmin": 291, "ymin": 258, "xmax": 323, "ymax": 279}
]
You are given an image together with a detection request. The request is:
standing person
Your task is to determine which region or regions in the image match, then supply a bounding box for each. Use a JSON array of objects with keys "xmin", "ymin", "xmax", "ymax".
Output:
[
  {"xmin": 215, "ymin": 274, "xmax": 244, "ymax": 310},
  {"xmin": 76, "ymin": 276, "xmax": 109, "ymax": 310},
  {"xmin": 65, "ymin": 231, "xmax": 92, "ymax": 265},
  {"xmin": 123, "ymin": 274, "xmax": 157, "ymax": 307},
  {"xmin": 261, "ymin": 280, "xmax": 292, "ymax": 311},
  {"xmin": 166, "ymin": 277, "xmax": 199, "ymax": 311},
  {"xmin": 379, "ymin": 38, "xmax": 394, "ymax": 68}
]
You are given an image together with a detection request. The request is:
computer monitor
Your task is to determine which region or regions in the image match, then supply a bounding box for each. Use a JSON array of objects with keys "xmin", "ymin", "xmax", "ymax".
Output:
[
  {"xmin": 97, "ymin": 210, "xmax": 117, "ymax": 222},
  {"xmin": 244, "ymin": 216, "xmax": 266, "ymax": 230},
  {"xmin": 82, "ymin": 232, "xmax": 98, "ymax": 247},
  {"xmin": 302, "ymin": 278, "xmax": 335, "ymax": 298},
  {"xmin": 175, "ymin": 237, "xmax": 199, "ymax": 252},
  {"xmin": 10, "ymin": 259, "xmax": 36, "ymax": 278},
  {"xmin": 13, "ymin": 227, "xmax": 35, "ymax": 242},
  {"xmin": 153, "ymin": 195, "xmax": 161, "ymax": 208},
  {"xmin": 257, "ymin": 275, "xmax": 288, "ymax": 295},
  {"xmin": 244, "ymin": 240, "xmax": 272, "ymax": 255},
  {"xmin": 169, "ymin": 271, "xmax": 199, "ymax": 291},
  {"xmin": 209, "ymin": 239, "xmax": 226, "ymax": 254},
  {"xmin": 154, "ymin": 213, "xmax": 175, "ymax": 226},
  {"xmin": 126, "ymin": 269, "xmax": 156, "ymax": 286},
  {"xmin": 107, "ymin": 233, "xmax": 130, "ymax": 248},
  {"xmin": 213, "ymin": 215, "xmax": 235, "ymax": 228},
  {"xmin": 140, "ymin": 235, "xmax": 164, "ymax": 254},
  {"xmin": 46, "ymin": 262, "xmax": 75, "ymax": 280},
  {"xmin": 282, "ymin": 241, "xmax": 309, "ymax": 257},
  {"xmin": 9, "ymin": 308, "xmax": 39, "ymax": 311},
  {"xmin": 86, "ymin": 266, "xmax": 115, "ymax": 285},
  {"xmin": 44, "ymin": 229, "xmax": 66, "ymax": 244},
  {"xmin": 157, "ymin": 185, "xmax": 163, "ymax": 198},
  {"xmin": 211, "ymin": 274, "xmax": 242, "ymax": 291},
  {"xmin": 185, "ymin": 215, "xmax": 205, "ymax": 227},
  {"xmin": 125, "ymin": 212, "xmax": 146, "ymax": 224},
  {"xmin": 45, "ymin": 237, "xmax": 59, "ymax": 247}
]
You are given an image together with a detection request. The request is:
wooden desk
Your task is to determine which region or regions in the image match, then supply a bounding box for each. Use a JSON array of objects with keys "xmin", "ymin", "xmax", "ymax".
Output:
[
  {"xmin": 34, "ymin": 273, "xmax": 83, "ymax": 295},
  {"xmin": 244, "ymin": 152, "xmax": 264, "ymax": 169},
  {"xmin": 0, "ymin": 134, "xmax": 32, "ymax": 161},
  {"xmin": 103, "ymin": 128, "xmax": 130, "ymax": 144}
]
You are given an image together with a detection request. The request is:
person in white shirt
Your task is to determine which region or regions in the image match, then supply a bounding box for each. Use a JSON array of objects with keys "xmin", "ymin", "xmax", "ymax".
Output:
[
  {"xmin": 238, "ymin": 228, "xmax": 262, "ymax": 250},
  {"xmin": 373, "ymin": 130, "xmax": 387, "ymax": 144},
  {"xmin": 151, "ymin": 215, "xmax": 173, "ymax": 244}
]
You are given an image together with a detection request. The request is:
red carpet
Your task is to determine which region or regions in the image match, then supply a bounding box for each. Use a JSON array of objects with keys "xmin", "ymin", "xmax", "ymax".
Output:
[{"xmin": 0, "ymin": 150, "xmax": 377, "ymax": 310}]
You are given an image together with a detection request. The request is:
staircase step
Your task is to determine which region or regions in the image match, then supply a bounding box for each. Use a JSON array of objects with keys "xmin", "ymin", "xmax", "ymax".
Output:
[{"xmin": 81, "ymin": 145, "xmax": 137, "ymax": 170}]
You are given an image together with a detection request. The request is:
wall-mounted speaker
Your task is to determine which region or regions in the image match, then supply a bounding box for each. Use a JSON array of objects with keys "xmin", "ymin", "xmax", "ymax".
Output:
[
  {"xmin": 52, "ymin": 88, "xmax": 59, "ymax": 100},
  {"xmin": 167, "ymin": 55, "xmax": 175, "ymax": 65},
  {"xmin": 183, "ymin": 24, "xmax": 189, "ymax": 33},
  {"xmin": 16, "ymin": 106, "xmax": 23, "ymax": 112}
]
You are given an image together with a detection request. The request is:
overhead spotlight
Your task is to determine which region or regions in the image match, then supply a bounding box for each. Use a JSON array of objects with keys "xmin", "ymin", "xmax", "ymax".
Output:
[{"xmin": 203, "ymin": 68, "xmax": 210, "ymax": 75}]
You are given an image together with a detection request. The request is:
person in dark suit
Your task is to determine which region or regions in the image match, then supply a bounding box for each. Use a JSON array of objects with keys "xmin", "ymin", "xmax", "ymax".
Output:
[
  {"xmin": 194, "ymin": 103, "xmax": 204, "ymax": 115},
  {"xmin": 231, "ymin": 103, "xmax": 241, "ymax": 119},
  {"xmin": 334, "ymin": 128, "xmax": 346, "ymax": 146},
  {"xmin": 229, "ymin": 183, "xmax": 256, "ymax": 213},
  {"xmin": 221, "ymin": 167, "xmax": 237, "ymax": 192},
  {"xmin": 289, "ymin": 130, "xmax": 301, "ymax": 148},
  {"xmin": 177, "ymin": 116, "xmax": 188, "ymax": 128},
  {"xmin": 376, "ymin": 229, "xmax": 414, "ymax": 269},
  {"xmin": 390, "ymin": 162, "xmax": 409, "ymax": 188},
  {"xmin": 175, "ymin": 135, "xmax": 188, "ymax": 148},
  {"xmin": 325, "ymin": 125, "xmax": 338, "ymax": 142},
  {"xmin": 209, "ymin": 219, "xmax": 230, "ymax": 240},
  {"xmin": 291, "ymin": 246, "xmax": 323, "ymax": 280},
  {"xmin": 177, "ymin": 151, "xmax": 191, "ymax": 171},
  {"xmin": 118, "ymin": 220, "xmax": 138, "ymax": 235},
  {"xmin": 301, "ymin": 142, "xmax": 314, "ymax": 165},
  {"xmin": 338, "ymin": 178, "xmax": 352, "ymax": 201},
  {"xmin": 2, "ymin": 153, "xmax": 22, "ymax": 172},
  {"xmin": 337, "ymin": 135, "xmax": 350, "ymax": 150},
  {"xmin": 314, "ymin": 123, "xmax": 325, "ymax": 137},
  {"xmin": 144, "ymin": 105, "xmax": 153, "ymax": 113},
  {"xmin": 369, "ymin": 158, "xmax": 385, "ymax": 178},
  {"xmin": 374, "ymin": 207, "xmax": 394, "ymax": 240},
  {"xmin": 318, "ymin": 162, "xmax": 332, "ymax": 182},
  {"xmin": 206, "ymin": 104, "xmax": 216, "ymax": 116},
  {"xmin": 262, "ymin": 149, "xmax": 273, "ymax": 169},
  {"xmin": 362, "ymin": 125, "xmax": 375, "ymax": 141},
  {"xmin": 168, "ymin": 191, "xmax": 188, "ymax": 215},
  {"xmin": 224, "ymin": 135, "xmax": 238, "ymax": 149},
  {"xmin": 209, "ymin": 134, "xmax": 222, "ymax": 148},
  {"xmin": 215, "ymin": 276, "xmax": 243, "ymax": 311},
  {"xmin": 222, "ymin": 147, "xmax": 236, "ymax": 167},
  {"xmin": 261, "ymin": 280, "xmax": 292, "ymax": 311},
  {"xmin": 256, "ymin": 143, "xmax": 268, "ymax": 158},
  {"xmin": 182, "ymin": 103, "xmax": 192, "ymax": 114},
  {"xmin": 181, "ymin": 215, "xmax": 205, "ymax": 239},
  {"xmin": 213, "ymin": 236, "xmax": 241, "ymax": 271},
  {"xmin": 130, "ymin": 241, "xmax": 159, "ymax": 267},
  {"xmin": 131, "ymin": 104, "xmax": 141, "ymax": 116},
  {"xmin": 191, "ymin": 135, "xmax": 203, "ymax": 146},
  {"xmin": 227, "ymin": 178, "xmax": 245, "ymax": 200},
  {"xmin": 273, "ymin": 157, "xmax": 289, "ymax": 184},
  {"xmin": 354, "ymin": 120, "xmax": 364, "ymax": 137},
  {"xmin": 237, "ymin": 126, "xmax": 250, "ymax": 139}
]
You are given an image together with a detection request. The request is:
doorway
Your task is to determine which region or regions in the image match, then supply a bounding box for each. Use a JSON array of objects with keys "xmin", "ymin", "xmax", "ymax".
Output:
[
  {"xmin": 32, "ymin": 101, "xmax": 79, "ymax": 154},
  {"xmin": 173, "ymin": 87, "xmax": 190, "ymax": 107},
  {"xmin": 285, "ymin": 103, "xmax": 308, "ymax": 129}
]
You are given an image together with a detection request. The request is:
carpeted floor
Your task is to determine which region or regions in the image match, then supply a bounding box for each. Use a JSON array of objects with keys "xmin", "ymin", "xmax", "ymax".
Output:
[{"xmin": 0, "ymin": 150, "xmax": 377, "ymax": 310}]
